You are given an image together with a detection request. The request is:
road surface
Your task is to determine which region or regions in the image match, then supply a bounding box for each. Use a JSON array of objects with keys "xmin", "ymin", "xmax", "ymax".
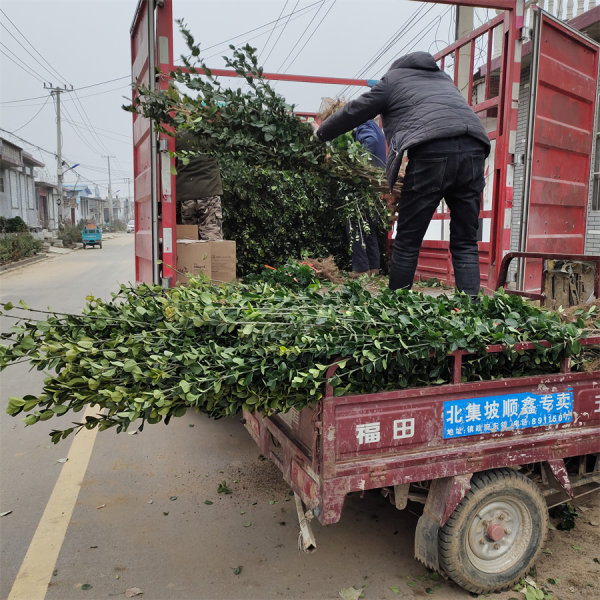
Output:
[{"xmin": 1, "ymin": 234, "xmax": 598, "ymax": 600}]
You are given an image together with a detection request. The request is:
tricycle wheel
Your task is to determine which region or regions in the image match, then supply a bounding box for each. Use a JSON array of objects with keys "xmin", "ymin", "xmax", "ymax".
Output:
[
  {"xmin": 99, "ymin": 242, "xmax": 102, "ymax": 249},
  {"xmin": 82, "ymin": 243, "xmax": 86, "ymax": 249},
  {"xmin": 438, "ymin": 468, "xmax": 548, "ymax": 594}
]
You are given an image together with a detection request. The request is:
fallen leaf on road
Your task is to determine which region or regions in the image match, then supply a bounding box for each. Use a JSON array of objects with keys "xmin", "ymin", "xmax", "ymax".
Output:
[
  {"xmin": 169, "ymin": 496, "xmax": 177, "ymax": 501},
  {"xmin": 339, "ymin": 587, "xmax": 361, "ymax": 600},
  {"xmin": 96, "ymin": 504, "xmax": 106, "ymax": 509},
  {"xmin": 127, "ymin": 431, "xmax": 138, "ymax": 435},
  {"xmin": 125, "ymin": 587, "xmax": 144, "ymax": 597},
  {"xmin": 57, "ymin": 458, "xmax": 68, "ymax": 463},
  {"xmin": 243, "ymin": 522, "xmax": 252, "ymax": 527},
  {"xmin": 0, "ymin": 511, "xmax": 12, "ymax": 517},
  {"xmin": 217, "ymin": 481, "xmax": 232, "ymax": 495},
  {"xmin": 232, "ymin": 566, "xmax": 242, "ymax": 575},
  {"xmin": 81, "ymin": 583, "xmax": 93, "ymax": 590}
]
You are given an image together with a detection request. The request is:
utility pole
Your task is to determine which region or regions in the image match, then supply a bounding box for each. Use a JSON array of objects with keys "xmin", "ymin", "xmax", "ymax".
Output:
[
  {"xmin": 125, "ymin": 177, "xmax": 132, "ymax": 220},
  {"xmin": 45, "ymin": 83, "xmax": 73, "ymax": 223},
  {"xmin": 454, "ymin": 7, "xmax": 474, "ymax": 100},
  {"xmin": 103, "ymin": 155, "xmax": 116, "ymax": 224}
]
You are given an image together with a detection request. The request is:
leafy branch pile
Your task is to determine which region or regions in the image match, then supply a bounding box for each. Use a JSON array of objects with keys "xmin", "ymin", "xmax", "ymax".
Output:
[
  {"xmin": 124, "ymin": 22, "xmax": 386, "ymax": 274},
  {"xmin": 0, "ymin": 269, "xmax": 588, "ymax": 443}
]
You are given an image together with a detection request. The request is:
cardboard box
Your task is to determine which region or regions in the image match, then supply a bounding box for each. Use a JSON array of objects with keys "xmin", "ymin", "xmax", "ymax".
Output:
[
  {"xmin": 176, "ymin": 224, "xmax": 199, "ymax": 240},
  {"xmin": 210, "ymin": 241, "xmax": 236, "ymax": 283},
  {"xmin": 176, "ymin": 240, "xmax": 236, "ymax": 285}
]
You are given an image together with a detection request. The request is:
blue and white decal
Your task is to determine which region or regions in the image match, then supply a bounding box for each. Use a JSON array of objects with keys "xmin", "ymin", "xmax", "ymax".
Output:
[{"xmin": 443, "ymin": 390, "xmax": 573, "ymax": 439}]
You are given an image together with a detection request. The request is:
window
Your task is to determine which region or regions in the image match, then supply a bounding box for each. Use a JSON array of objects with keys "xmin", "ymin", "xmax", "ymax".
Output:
[{"xmin": 0, "ymin": 176, "xmax": 4, "ymax": 193}]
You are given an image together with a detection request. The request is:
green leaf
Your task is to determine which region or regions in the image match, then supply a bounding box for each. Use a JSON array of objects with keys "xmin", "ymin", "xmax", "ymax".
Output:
[
  {"xmin": 123, "ymin": 359, "xmax": 137, "ymax": 373},
  {"xmin": 217, "ymin": 481, "xmax": 232, "ymax": 495}
]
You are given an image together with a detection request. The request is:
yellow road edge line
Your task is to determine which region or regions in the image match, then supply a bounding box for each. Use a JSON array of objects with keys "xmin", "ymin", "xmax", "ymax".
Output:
[{"xmin": 8, "ymin": 406, "xmax": 100, "ymax": 600}]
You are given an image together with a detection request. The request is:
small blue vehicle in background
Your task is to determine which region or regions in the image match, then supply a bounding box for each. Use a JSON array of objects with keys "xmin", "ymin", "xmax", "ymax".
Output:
[{"xmin": 82, "ymin": 224, "xmax": 102, "ymax": 249}]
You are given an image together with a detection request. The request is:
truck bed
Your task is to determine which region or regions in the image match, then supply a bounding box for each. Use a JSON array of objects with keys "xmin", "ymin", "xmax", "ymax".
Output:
[{"xmin": 243, "ymin": 338, "xmax": 600, "ymax": 525}]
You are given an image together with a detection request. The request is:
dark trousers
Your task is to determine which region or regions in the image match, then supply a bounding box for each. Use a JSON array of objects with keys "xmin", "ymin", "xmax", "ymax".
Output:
[
  {"xmin": 347, "ymin": 217, "xmax": 381, "ymax": 273},
  {"xmin": 389, "ymin": 135, "xmax": 486, "ymax": 296}
]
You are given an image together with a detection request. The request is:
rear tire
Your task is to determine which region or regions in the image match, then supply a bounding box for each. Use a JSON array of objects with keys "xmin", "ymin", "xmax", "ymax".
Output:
[
  {"xmin": 99, "ymin": 242, "xmax": 102, "ymax": 249},
  {"xmin": 439, "ymin": 468, "xmax": 548, "ymax": 593}
]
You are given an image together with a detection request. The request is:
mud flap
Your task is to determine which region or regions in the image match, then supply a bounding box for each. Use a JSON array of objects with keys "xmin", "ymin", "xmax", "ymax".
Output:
[
  {"xmin": 414, "ymin": 474, "xmax": 473, "ymax": 572},
  {"xmin": 414, "ymin": 512, "xmax": 440, "ymax": 571}
]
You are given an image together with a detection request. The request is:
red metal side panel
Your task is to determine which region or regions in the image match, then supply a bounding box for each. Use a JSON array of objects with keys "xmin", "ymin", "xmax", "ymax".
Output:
[
  {"xmin": 156, "ymin": 2, "xmax": 176, "ymax": 282},
  {"xmin": 131, "ymin": 0, "xmax": 154, "ymax": 284},
  {"xmin": 524, "ymin": 13, "xmax": 599, "ymax": 290}
]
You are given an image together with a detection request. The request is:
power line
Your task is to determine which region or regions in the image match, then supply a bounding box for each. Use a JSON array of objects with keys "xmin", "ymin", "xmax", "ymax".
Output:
[
  {"xmin": 203, "ymin": 7, "xmax": 323, "ymax": 63},
  {"xmin": 1, "ymin": 84, "xmax": 131, "ymax": 109},
  {"xmin": 0, "ymin": 127, "xmax": 57, "ymax": 157},
  {"xmin": 0, "ymin": 127, "xmax": 120, "ymax": 193},
  {"xmin": 9, "ymin": 95, "xmax": 51, "ymax": 134},
  {"xmin": 334, "ymin": 7, "xmax": 427, "ymax": 99},
  {"xmin": 258, "ymin": 0, "xmax": 289, "ymax": 61},
  {"xmin": 1, "ymin": 7, "xmax": 120, "ymax": 160},
  {"xmin": 0, "ymin": 21, "xmax": 56, "ymax": 82},
  {"xmin": 61, "ymin": 101, "xmax": 107, "ymax": 158},
  {"xmin": 0, "ymin": 42, "xmax": 46, "ymax": 82},
  {"xmin": 279, "ymin": 0, "xmax": 337, "ymax": 73},
  {"xmin": 1, "ymin": 6, "xmax": 110, "ymax": 151},
  {"xmin": 262, "ymin": 0, "xmax": 301, "ymax": 66},
  {"xmin": 0, "ymin": 8, "xmax": 68, "ymax": 82},
  {"xmin": 62, "ymin": 118, "xmax": 131, "ymax": 141},
  {"xmin": 345, "ymin": 7, "xmax": 453, "ymax": 102},
  {"xmin": 0, "ymin": 76, "xmax": 131, "ymax": 105},
  {"xmin": 201, "ymin": 0, "xmax": 323, "ymax": 53},
  {"xmin": 276, "ymin": 0, "xmax": 328, "ymax": 72}
]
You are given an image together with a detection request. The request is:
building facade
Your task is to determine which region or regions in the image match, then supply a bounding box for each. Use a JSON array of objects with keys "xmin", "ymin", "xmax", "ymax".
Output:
[{"xmin": 0, "ymin": 137, "xmax": 45, "ymax": 229}]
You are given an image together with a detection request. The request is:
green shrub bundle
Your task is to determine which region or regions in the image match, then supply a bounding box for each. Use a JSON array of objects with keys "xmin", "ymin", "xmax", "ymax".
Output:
[
  {"xmin": 0, "ymin": 233, "xmax": 42, "ymax": 264},
  {"xmin": 0, "ymin": 216, "xmax": 29, "ymax": 233},
  {"xmin": 124, "ymin": 23, "xmax": 387, "ymax": 274},
  {"xmin": 0, "ymin": 266, "xmax": 587, "ymax": 443}
]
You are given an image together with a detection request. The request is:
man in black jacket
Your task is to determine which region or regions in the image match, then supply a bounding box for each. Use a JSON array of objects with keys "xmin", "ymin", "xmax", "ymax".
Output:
[{"xmin": 315, "ymin": 51, "xmax": 490, "ymax": 296}]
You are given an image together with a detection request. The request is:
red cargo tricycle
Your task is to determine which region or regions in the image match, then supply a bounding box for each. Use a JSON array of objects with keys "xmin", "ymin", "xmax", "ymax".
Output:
[{"xmin": 242, "ymin": 253, "xmax": 600, "ymax": 593}]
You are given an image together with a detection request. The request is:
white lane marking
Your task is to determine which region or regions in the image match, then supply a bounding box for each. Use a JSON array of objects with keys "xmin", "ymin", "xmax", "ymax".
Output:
[{"xmin": 8, "ymin": 406, "xmax": 99, "ymax": 600}]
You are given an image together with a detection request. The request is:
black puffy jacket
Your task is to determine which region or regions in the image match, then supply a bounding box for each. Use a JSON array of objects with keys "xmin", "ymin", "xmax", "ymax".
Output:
[{"xmin": 316, "ymin": 52, "xmax": 491, "ymax": 191}]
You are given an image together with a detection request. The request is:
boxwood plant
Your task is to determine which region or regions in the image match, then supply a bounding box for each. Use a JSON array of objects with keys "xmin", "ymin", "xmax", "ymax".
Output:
[
  {"xmin": 123, "ymin": 22, "xmax": 387, "ymax": 274},
  {"xmin": 0, "ymin": 265, "xmax": 587, "ymax": 444}
]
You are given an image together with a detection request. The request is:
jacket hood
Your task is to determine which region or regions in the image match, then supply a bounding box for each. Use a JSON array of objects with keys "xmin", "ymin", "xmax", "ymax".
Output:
[{"xmin": 388, "ymin": 51, "xmax": 439, "ymax": 72}]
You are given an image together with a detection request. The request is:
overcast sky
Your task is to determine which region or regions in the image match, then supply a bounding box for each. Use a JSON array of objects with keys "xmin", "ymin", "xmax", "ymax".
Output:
[{"xmin": 0, "ymin": 0, "xmax": 487, "ymax": 199}]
